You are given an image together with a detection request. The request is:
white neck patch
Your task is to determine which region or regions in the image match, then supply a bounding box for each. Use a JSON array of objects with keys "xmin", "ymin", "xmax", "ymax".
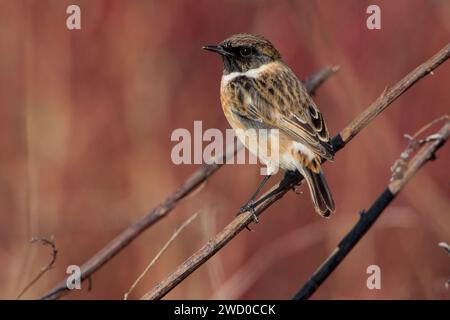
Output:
[{"xmin": 221, "ymin": 62, "xmax": 274, "ymax": 86}]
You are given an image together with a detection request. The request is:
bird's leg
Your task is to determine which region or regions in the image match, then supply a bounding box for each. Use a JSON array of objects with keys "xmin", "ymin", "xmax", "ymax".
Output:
[
  {"xmin": 242, "ymin": 171, "xmax": 301, "ymax": 210},
  {"xmin": 239, "ymin": 175, "xmax": 272, "ymax": 223},
  {"xmin": 241, "ymin": 184, "xmax": 282, "ymax": 212},
  {"xmin": 238, "ymin": 171, "xmax": 302, "ymax": 228}
]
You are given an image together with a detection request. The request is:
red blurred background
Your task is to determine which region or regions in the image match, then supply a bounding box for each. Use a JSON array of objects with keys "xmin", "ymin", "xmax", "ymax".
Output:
[{"xmin": 0, "ymin": 0, "xmax": 449, "ymax": 299}]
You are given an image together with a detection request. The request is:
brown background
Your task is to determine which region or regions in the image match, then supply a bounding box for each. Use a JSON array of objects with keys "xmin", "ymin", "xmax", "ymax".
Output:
[{"xmin": 0, "ymin": 0, "xmax": 449, "ymax": 299}]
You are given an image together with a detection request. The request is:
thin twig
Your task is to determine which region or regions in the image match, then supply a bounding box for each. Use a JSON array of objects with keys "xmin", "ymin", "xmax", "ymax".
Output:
[
  {"xmin": 124, "ymin": 212, "xmax": 199, "ymax": 300},
  {"xmin": 409, "ymin": 115, "xmax": 449, "ymax": 141},
  {"xmin": 16, "ymin": 236, "xmax": 58, "ymax": 299},
  {"xmin": 40, "ymin": 66, "xmax": 338, "ymax": 300},
  {"xmin": 303, "ymin": 65, "xmax": 340, "ymax": 95},
  {"xmin": 141, "ymin": 43, "xmax": 450, "ymax": 300},
  {"xmin": 293, "ymin": 119, "xmax": 449, "ymax": 299}
]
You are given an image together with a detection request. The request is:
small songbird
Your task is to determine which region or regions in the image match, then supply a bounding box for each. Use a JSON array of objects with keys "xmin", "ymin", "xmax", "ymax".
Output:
[{"xmin": 203, "ymin": 34, "xmax": 335, "ymax": 217}]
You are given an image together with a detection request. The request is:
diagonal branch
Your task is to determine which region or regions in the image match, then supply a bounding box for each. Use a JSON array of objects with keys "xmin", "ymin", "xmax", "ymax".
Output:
[
  {"xmin": 293, "ymin": 118, "xmax": 449, "ymax": 299},
  {"xmin": 40, "ymin": 66, "xmax": 339, "ymax": 300},
  {"xmin": 141, "ymin": 43, "xmax": 450, "ymax": 300}
]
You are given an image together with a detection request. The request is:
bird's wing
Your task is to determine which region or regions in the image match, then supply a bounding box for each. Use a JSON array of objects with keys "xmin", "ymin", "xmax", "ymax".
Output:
[{"xmin": 229, "ymin": 66, "xmax": 334, "ymax": 160}]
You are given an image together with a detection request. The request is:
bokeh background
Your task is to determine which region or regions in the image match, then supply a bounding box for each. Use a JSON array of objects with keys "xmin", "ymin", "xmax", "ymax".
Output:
[{"xmin": 1, "ymin": 0, "xmax": 449, "ymax": 300}]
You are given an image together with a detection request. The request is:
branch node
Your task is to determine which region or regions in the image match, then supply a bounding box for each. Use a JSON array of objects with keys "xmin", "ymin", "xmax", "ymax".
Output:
[{"xmin": 391, "ymin": 117, "xmax": 448, "ymax": 181}]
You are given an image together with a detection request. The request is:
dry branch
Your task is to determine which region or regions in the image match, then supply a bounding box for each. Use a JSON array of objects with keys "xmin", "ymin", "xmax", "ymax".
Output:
[
  {"xmin": 293, "ymin": 118, "xmax": 449, "ymax": 299},
  {"xmin": 141, "ymin": 43, "xmax": 450, "ymax": 300},
  {"xmin": 17, "ymin": 237, "xmax": 57, "ymax": 299},
  {"xmin": 40, "ymin": 66, "xmax": 338, "ymax": 300}
]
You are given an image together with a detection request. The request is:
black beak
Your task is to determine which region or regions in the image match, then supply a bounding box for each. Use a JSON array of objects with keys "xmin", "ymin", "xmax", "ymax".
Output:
[{"xmin": 202, "ymin": 45, "xmax": 234, "ymax": 57}]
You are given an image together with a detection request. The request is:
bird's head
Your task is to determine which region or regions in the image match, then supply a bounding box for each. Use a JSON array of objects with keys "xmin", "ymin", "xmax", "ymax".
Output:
[{"xmin": 203, "ymin": 33, "xmax": 282, "ymax": 74}]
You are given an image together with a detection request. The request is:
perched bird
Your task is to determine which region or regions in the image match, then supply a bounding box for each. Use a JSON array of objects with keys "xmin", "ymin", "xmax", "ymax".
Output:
[{"xmin": 203, "ymin": 33, "xmax": 335, "ymax": 217}]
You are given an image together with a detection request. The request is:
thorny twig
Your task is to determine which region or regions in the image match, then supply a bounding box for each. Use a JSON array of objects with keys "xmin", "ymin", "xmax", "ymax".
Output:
[
  {"xmin": 391, "ymin": 115, "xmax": 449, "ymax": 181},
  {"xmin": 294, "ymin": 118, "xmax": 449, "ymax": 299}
]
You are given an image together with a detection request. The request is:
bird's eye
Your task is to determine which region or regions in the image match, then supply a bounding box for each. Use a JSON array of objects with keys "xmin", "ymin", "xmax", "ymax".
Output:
[{"xmin": 240, "ymin": 47, "xmax": 251, "ymax": 57}]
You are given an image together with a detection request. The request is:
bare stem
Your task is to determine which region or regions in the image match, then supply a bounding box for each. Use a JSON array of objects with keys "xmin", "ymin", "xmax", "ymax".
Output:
[
  {"xmin": 17, "ymin": 236, "xmax": 58, "ymax": 299},
  {"xmin": 124, "ymin": 212, "xmax": 199, "ymax": 300}
]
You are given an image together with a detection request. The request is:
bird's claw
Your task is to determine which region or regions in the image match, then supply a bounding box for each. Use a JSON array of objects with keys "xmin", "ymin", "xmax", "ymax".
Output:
[
  {"xmin": 239, "ymin": 200, "xmax": 255, "ymax": 214},
  {"xmin": 238, "ymin": 200, "xmax": 260, "ymax": 226}
]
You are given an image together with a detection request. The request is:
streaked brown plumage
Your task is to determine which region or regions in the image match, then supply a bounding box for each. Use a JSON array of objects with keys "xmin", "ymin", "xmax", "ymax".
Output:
[{"xmin": 204, "ymin": 33, "xmax": 335, "ymax": 217}]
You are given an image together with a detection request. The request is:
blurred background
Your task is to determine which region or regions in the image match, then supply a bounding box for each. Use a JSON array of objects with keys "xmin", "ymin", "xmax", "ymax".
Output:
[{"xmin": 0, "ymin": 0, "xmax": 449, "ymax": 300}]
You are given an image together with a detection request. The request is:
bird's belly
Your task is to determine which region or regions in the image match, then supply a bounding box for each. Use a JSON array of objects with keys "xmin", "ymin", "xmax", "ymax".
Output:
[
  {"xmin": 229, "ymin": 122, "xmax": 277, "ymax": 170},
  {"xmin": 231, "ymin": 122, "xmax": 270, "ymax": 159},
  {"xmin": 229, "ymin": 121, "xmax": 311, "ymax": 173}
]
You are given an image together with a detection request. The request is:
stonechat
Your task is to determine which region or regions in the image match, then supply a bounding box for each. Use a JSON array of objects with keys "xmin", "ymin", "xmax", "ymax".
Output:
[{"xmin": 203, "ymin": 34, "xmax": 335, "ymax": 217}]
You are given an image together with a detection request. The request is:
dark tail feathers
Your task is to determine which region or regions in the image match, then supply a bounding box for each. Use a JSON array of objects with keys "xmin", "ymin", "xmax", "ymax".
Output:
[{"xmin": 300, "ymin": 168, "xmax": 335, "ymax": 217}]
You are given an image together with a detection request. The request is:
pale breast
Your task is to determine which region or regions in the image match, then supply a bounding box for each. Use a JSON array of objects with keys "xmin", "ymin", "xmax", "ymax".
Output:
[{"xmin": 218, "ymin": 61, "xmax": 318, "ymax": 173}]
